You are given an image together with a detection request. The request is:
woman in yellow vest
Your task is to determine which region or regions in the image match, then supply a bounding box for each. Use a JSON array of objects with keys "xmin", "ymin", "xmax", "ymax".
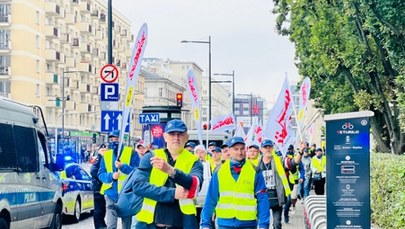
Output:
[
  {"xmin": 134, "ymin": 119, "xmax": 204, "ymax": 229},
  {"xmin": 200, "ymin": 137, "xmax": 270, "ymax": 229}
]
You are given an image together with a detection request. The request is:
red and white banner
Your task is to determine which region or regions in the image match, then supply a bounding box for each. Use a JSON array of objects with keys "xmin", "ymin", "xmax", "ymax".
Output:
[
  {"xmin": 297, "ymin": 77, "xmax": 311, "ymax": 131},
  {"xmin": 186, "ymin": 69, "xmax": 203, "ymax": 145},
  {"xmin": 263, "ymin": 76, "xmax": 296, "ymax": 156},
  {"xmin": 210, "ymin": 113, "xmax": 236, "ymax": 134},
  {"xmin": 118, "ymin": 23, "xmax": 148, "ymax": 157}
]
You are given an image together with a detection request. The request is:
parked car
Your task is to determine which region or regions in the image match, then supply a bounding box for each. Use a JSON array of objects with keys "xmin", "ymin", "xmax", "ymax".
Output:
[{"xmin": 60, "ymin": 163, "xmax": 94, "ymax": 223}]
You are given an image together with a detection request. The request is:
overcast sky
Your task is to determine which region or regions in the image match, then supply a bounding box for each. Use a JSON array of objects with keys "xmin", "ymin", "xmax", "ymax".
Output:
[{"xmin": 112, "ymin": 0, "xmax": 300, "ymax": 102}]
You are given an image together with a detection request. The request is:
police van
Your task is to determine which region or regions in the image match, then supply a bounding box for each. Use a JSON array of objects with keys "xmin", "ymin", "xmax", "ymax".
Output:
[{"xmin": 0, "ymin": 97, "xmax": 64, "ymax": 229}]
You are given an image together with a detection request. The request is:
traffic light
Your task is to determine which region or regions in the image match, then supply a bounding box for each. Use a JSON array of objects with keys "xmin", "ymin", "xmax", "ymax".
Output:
[
  {"xmin": 92, "ymin": 133, "xmax": 97, "ymax": 143},
  {"xmin": 55, "ymin": 97, "xmax": 60, "ymax": 107},
  {"xmin": 176, "ymin": 93, "xmax": 183, "ymax": 107}
]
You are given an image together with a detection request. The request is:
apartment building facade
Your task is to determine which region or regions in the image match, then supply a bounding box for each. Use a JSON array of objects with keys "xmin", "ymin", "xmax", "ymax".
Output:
[{"xmin": 0, "ymin": 0, "xmax": 142, "ymax": 150}]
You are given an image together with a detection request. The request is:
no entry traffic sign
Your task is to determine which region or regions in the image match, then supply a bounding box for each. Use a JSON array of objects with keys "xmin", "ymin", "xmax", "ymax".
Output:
[{"xmin": 100, "ymin": 64, "xmax": 119, "ymax": 83}]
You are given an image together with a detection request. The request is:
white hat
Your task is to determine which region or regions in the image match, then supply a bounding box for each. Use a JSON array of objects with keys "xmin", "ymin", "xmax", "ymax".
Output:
[{"xmin": 194, "ymin": 144, "xmax": 206, "ymax": 152}]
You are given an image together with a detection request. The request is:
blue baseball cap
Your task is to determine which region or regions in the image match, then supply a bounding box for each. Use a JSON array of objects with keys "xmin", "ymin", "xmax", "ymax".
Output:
[
  {"xmin": 164, "ymin": 119, "xmax": 187, "ymax": 133},
  {"xmin": 227, "ymin": 137, "xmax": 245, "ymax": 148},
  {"xmin": 212, "ymin": 147, "xmax": 222, "ymax": 153},
  {"xmin": 261, "ymin": 139, "xmax": 274, "ymax": 147},
  {"xmin": 208, "ymin": 142, "xmax": 217, "ymax": 147},
  {"xmin": 186, "ymin": 142, "xmax": 196, "ymax": 148},
  {"xmin": 108, "ymin": 130, "xmax": 120, "ymax": 138},
  {"xmin": 220, "ymin": 143, "xmax": 228, "ymax": 148},
  {"xmin": 248, "ymin": 144, "xmax": 259, "ymax": 150}
]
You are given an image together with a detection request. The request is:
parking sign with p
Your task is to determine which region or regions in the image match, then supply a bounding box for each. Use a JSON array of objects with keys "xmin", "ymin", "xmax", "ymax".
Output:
[{"xmin": 101, "ymin": 83, "xmax": 119, "ymax": 101}]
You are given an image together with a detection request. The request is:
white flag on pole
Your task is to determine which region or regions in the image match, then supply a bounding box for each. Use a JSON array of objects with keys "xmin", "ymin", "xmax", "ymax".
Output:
[
  {"xmin": 117, "ymin": 23, "xmax": 148, "ymax": 157},
  {"xmin": 263, "ymin": 76, "xmax": 296, "ymax": 156}
]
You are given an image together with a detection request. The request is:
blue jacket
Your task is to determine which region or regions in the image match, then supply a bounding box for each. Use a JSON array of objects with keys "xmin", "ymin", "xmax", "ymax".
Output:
[
  {"xmin": 133, "ymin": 150, "xmax": 203, "ymax": 229},
  {"xmin": 98, "ymin": 148, "xmax": 139, "ymax": 201},
  {"xmin": 200, "ymin": 159, "xmax": 270, "ymax": 229}
]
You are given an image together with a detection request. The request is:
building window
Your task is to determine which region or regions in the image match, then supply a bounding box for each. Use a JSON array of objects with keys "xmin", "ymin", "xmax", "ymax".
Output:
[
  {"xmin": 36, "ymin": 11, "xmax": 39, "ymax": 24},
  {"xmin": 36, "ymin": 35, "xmax": 40, "ymax": 48},
  {"xmin": 35, "ymin": 84, "xmax": 40, "ymax": 97},
  {"xmin": 159, "ymin": 88, "xmax": 163, "ymax": 97},
  {"xmin": 36, "ymin": 60, "xmax": 40, "ymax": 73}
]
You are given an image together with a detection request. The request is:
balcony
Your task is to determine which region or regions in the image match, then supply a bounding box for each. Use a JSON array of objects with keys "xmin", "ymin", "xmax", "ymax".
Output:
[
  {"xmin": 78, "ymin": 21, "xmax": 93, "ymax": 34},
  {"xmin": 45, "ymin": 72, "xmax": 58, "ymax": 84},
  {"xmin": 65, "ymin": 13, "xmax": 76, "ymax": 24},
  {"xmin": 79, "ymin": 43, "xmax": 91, "ymax": 54},
  {"xmin": 45, "ymin": 49, "xmax": 62, "ymax": 62},
  {"xmin": 60, "ymin": 33, "xmax": 70, "ymax": 44},
  {"xmin": 95, "ymin": 30, "xmax": 104, "ymax": 40},
  {"xmin": 78, "ymin": 103, "xmax": 91, "ymax": 112},
  {"xmin": 45, "ymin": 25, "xmax": 59, "ymax": 38},
  {"xmin": 65, "ymin": 100, "xmax": 76, "ymax": 110},
  {"xmin": 78, "ymin": 62, "xmax": 92, "ymax": 73},
  {"xmin": 79, "ymin": 1, "xmax": 91, "ymax": 13},
  {"xmin": 45, "ymin": 2, "xmax": 62, "ymax": 17},
  {"xmin": 90, "ymin": 86, "xmax": 98, "ymax": 94},
  {"xmin": 65, "ymin": 57, "xmax": 76, "ymax": 68}
]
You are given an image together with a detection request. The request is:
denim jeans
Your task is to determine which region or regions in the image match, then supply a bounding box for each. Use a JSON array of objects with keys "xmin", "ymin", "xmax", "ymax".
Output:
[
  {"xmin": 105, "ymin": 196, "xmax": 132, "ymax": 229},
  {"xmin": 303, "ymin": 178, "xmax": 312, "ymax": 198},
  {"xmin": 270, "ymin": 205, "xmax": 283, "ymax": 229}
]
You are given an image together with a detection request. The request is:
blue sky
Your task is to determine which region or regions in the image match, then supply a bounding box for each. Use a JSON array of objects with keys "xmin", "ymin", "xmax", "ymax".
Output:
[{"xmin": 112, "ymin": 0, "xmax": 300, "ymax": 102}]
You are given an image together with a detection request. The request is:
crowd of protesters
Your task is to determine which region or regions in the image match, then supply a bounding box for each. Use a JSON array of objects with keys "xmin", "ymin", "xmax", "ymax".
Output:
[{"xmin": 87, "ymin": 119, "xmax": 326, "ymax": 229}]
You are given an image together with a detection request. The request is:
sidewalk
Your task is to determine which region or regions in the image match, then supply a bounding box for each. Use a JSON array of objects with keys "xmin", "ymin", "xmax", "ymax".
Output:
[
  {"xmin": 270, "ymin": 199, "xmax": 305, "ymax": 229},
  {"xmin": 283, "ymin": 202, "xmax": 306, "ymax": 229}
]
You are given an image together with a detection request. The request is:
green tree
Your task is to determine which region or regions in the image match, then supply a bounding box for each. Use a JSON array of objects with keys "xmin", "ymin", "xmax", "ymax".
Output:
[{"xmin": 272, "ymin": 0, "xmax": 405, "ymax": 154}]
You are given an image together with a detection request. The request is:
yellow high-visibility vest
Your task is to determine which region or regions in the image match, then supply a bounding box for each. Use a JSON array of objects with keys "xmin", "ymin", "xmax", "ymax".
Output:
[
  {"xmin": 312, "ymin": 156, "xmax": 326, "ymax": 173},
  {"xmin": 216, "ymin": 160, "xmax": 257, "ymax": 220},
  {"xmin": 286, "ymin": 154, "xmax": 299, "ymax": 184},
  {"xmin": 272, "ymin": 150, "xmax": 291, "ymax": 196},
  {"xmin": 137, "ymin": 149, "xmax": 199, "ymax": 224},
  {"xmin": 249, "ymin": 156, "xmax": 261, "ymax": 167},
  {"xmin": 100, "ymin": 146, "xmax": 132, "ymax": 195}
]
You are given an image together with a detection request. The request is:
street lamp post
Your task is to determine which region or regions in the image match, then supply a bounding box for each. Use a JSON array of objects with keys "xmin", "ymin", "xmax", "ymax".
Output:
[
  {"xmin": 181, "ymin": 36, "xmax": 212, "ymax": 126},
  {"xmin": 213, "ymin": 70, "xmax": 235, "ymax": 116}
]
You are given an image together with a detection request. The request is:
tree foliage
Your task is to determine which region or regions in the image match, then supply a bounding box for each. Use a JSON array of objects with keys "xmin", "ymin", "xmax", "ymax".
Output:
[{"xmin": 272, "ymin": 0, "xmax": 405, "ymax": 154}]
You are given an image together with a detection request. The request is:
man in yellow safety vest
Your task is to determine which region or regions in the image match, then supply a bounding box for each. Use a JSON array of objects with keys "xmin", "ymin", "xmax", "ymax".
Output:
[
  {"xmin": 134, "ymin": 119, "xmax": 203, "ymax": 229},
  {"xmin": 201, "ymin": 137, "xmax": 270, "ymax": 229},
  {"xmin": 98, "ymin": 130, "xmax": 140, "ymax": 229}
]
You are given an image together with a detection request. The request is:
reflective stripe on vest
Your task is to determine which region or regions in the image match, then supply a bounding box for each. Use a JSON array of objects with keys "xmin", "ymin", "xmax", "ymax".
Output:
[
  {"xmin": 137, "ymin": 148, "xmax": 199, "ymax": 224},
  {"xmin": 312, "ymin": 156, "xmax": 326, "ymax": 173},
  {"xmin": 216, "ymin": 160, "xmax": 257, "ymax": 221},
  {"xmin": 273, "ymin": 150, "xmax": 291, "ymax": 196},
  {"xmin": 100, "ymin": 146, "xmax": 132, "ymax": 195}
]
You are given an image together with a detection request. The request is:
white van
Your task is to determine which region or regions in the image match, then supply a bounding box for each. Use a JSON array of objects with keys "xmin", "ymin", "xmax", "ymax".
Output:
[{"xmin": 0, "ymin": 97, "xmax": 63, "ymax": 229}]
